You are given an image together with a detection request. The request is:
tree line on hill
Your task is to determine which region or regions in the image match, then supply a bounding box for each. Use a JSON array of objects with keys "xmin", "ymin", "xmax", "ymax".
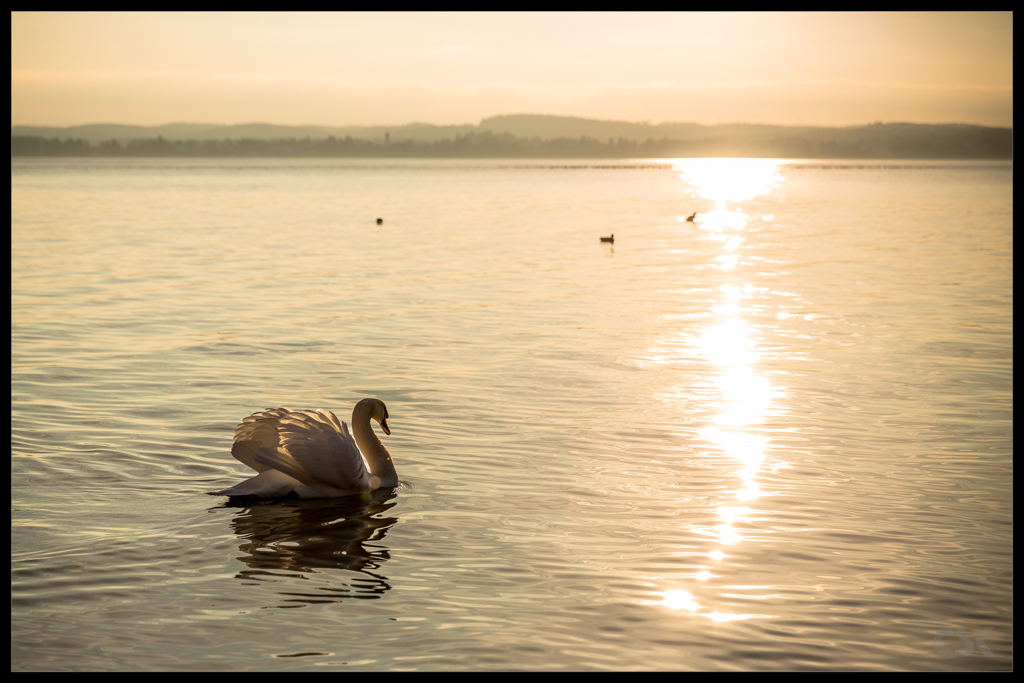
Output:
[{"xmin": 11, "ymin": 126, "xmax": 1011, "ymax": 159}]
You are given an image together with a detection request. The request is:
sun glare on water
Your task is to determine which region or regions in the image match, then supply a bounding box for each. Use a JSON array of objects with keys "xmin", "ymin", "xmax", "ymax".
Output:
[
  {"xmin": 648, "ymin": 158, "xmax": 787, "ymax": 623},
  {"xmin": 673, "ymin": 158, "xmax": 784, "ymax": 202}
]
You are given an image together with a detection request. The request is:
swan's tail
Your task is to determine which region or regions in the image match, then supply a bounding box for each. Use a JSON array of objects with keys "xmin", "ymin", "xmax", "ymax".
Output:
[{"xmin": 207, "ymin": 469, "xmax": 298, "ymax": 497}]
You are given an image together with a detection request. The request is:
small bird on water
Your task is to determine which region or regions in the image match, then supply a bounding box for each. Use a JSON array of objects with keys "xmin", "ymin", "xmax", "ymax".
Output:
[
  {"xmin": 376, "ymin": 218, "xmax": 383, "ymax": 225},
  {"xmin": 685, "ymin": 211, "xmax": 697, "ymax": 222},
  {"xmin": 600, "ymin": 234, "xmax": 614, "ymax": 244}
]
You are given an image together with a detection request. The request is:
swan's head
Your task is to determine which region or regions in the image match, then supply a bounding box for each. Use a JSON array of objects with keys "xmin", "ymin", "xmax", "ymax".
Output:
[{"xmin": 356, "ymin": 397, "xmax": 390, "ymax": 435}]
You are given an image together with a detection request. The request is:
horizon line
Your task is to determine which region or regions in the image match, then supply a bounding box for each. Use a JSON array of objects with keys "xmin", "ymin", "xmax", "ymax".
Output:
[{"xmin": 10, "ymin": 115, "xmax": 1012, "ymax": 131}]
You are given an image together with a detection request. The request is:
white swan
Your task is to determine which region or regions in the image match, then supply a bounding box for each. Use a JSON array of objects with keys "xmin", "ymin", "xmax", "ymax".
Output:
[{"xmin": 208, "ymin": 398, "xmax": 397, "ymax": 499}]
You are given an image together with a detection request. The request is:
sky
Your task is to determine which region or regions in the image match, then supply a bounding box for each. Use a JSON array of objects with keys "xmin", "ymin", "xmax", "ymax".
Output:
[{"xmin": 11, "ymin": 12, "xmax": 1013, "ymax": 128}]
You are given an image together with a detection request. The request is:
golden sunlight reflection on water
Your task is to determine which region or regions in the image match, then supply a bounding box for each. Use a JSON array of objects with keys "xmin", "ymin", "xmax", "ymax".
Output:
[
  {"xmin": 655, "ymin": 159, "xmax": 785, "ymax": 619},
  {"xmin": 675, "ymin": 158, "xmax": 785, "ymax": 202}
]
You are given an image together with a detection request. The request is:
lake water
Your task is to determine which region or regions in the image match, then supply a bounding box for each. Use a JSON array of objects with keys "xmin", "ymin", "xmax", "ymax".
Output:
[{"xmin": 12, "ymin": 157, "xmax": 1012, "ymax": 670}]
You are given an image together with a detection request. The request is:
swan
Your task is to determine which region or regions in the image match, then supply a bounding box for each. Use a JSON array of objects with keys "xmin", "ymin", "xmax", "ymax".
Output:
[
  {"xmin": 600, "ymin": 234, "xmax": 614, "ymax": 243},
  {"xmin": 207, "ymin": 398, "xmax": 397, "ymax": 499}
]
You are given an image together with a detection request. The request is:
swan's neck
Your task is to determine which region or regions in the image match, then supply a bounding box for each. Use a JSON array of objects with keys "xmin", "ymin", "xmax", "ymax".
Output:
[{"xmin": 352, "ymin": 403, "xmax": 398, "ymax": 488}]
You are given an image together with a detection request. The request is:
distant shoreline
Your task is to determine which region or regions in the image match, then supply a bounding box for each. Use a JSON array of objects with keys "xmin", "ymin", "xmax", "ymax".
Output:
[
  {"xmin": 10, "ymin": 130, "xmax": 1012, "ymax": 160},
  {"xmin": 11, "ymin": 115, "xmax": 1012, "ymax": 159}
]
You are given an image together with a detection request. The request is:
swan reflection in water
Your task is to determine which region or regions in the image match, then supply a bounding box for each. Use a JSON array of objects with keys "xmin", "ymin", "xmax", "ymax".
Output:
[{"xmin": 214, "ymin": 490, "xmax": 402, "ymax": 604}]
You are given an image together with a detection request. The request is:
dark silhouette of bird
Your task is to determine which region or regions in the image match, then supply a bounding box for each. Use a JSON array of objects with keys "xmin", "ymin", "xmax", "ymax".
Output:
[
  {"xmin": 376, "ymin": 218, "xmax": 383, "ymax": 225},
  {"xmin": 685, "ymin": 211, "xmax": 697, "ymax": 222},
  {"xmin": 600, "ymin": 234, "xmax": 614, "ymax": 244}
]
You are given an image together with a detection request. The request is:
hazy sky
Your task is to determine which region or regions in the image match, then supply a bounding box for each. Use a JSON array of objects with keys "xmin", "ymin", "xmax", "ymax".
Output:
[{"xmin": 11, "ymin": 12, "xmax": 1013, "ymax": 128}]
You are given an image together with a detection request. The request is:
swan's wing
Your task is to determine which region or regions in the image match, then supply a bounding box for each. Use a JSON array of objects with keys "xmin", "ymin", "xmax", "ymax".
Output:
[
  {"xmin": 251, "ymin": 446, "xmax": 320, "ymax": 488},
  {"xmin": 274, "ymin": 410, "xmax": 370, "ymax": 489},
  {"xmin": 282, "ymin": 411, "xmax": 370, "ymax": 485},
  {"xmin": 231, "ymin": 407, "xmax": 293, "ymax": 473}
]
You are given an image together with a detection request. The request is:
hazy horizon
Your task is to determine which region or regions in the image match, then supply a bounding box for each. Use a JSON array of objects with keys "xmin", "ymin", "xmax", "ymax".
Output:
[
  {"xmin": 12, "ymin": 12, "xmax": 1012, "ymax": 129},
  {"xmin": 10, "ymin": 114, "xmax": 1014, "ymax": 131}
]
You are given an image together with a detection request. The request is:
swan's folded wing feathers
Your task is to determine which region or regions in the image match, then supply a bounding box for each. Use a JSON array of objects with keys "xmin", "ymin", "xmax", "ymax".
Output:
[
  {"xmin": 231, "ymin": 407, "xmax": 316, "ymax": 474},
  {"xmin": 252, "ymin": 447, "xmax": 321, "ymax": 488},
  {"xmin": 276, "ymin": 412, "xmax": 370, "ymax": 490},
  {"xmin": 330, "ymin": 421, "xmax": 371, "ymax": 488},
  {"xmin": 231, "ymin": 410, "xmax": 285, "ymax": 473},
  {"xmin": 315, "ymin": 409, "xmax": 344, "ymax": 432}
]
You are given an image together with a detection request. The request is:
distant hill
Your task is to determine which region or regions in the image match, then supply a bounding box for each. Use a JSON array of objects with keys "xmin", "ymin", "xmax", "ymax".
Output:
[
  {"xmin": 11, "ymin": 115, "xmax": 1013, "ymax": 159},
  {"xmin": 479, "ymin": 114, "xmax": 719, "ymax": 141}
]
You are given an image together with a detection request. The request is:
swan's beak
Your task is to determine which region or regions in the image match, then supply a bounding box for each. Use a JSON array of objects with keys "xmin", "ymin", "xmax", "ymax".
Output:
[{"xmin": 380, "ymin": 417, "xmax": 391, "ymax": 435}]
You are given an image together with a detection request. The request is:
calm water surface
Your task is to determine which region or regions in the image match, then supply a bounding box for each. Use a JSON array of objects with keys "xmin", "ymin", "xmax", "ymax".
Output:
[{"xmin": 12, "ymin": 158, "xmax": 1012, "ymax": 670}]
